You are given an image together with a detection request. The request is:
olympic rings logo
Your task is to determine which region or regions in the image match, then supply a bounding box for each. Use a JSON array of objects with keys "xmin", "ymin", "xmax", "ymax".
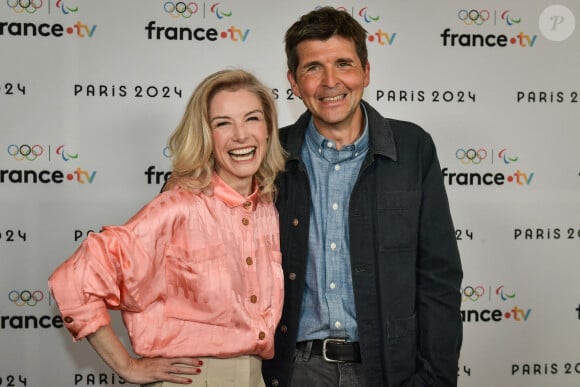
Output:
[
  {"xmin": 8, "ymin": 290, "xmax": 44, "ymax": 306},
  {"xmin": 458, "ymin": 9, "xmax": 490, "ymax": 26},
  {"xmin": 316, "ymin": 6, "xmax": 348, "ymax": 12},
  {"xmin": 461, "ymin": 286, "xmax": 485, "ymax": 301},
  {"xmin": 456, "ymin": 148, "xmax": 487, "ymax": 165},
  {"xmin": 8, "ymin": 144, "xmax": 44, "ymax": 161},
  {"xmin": 7, "ymin": 0, "xmax": 43, "ymax": 13},
  {"xmin": 163, "ymin": 1, "xmax": 199, "ymax": 18}
]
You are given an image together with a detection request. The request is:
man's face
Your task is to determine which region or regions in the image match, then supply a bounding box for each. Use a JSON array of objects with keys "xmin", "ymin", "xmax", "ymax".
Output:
[{"xmin": 287, "ymin": 35, "xmax": 370, "ymax": 134}]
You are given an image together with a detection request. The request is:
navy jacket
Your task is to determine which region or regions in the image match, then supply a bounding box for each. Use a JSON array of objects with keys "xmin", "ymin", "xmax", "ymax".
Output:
[{"xmin": 262, "ymin": 101, "xmax": 463, "ymax": 387}]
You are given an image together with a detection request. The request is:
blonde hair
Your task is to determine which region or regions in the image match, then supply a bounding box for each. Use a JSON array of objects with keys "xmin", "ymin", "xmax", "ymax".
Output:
[{"xmin": 167, "ymin": 69, "xmax": 286, "ymax": 201}]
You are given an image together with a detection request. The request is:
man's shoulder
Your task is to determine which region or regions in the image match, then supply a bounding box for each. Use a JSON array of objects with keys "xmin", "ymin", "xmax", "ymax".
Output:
[{"xmin": 365, "ymin": 102, "xmax": 424, "ymax": 134}]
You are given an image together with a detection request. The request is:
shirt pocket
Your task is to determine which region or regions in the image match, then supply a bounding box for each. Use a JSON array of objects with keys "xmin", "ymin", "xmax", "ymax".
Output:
[
  {"xmin": 164, "ymin": 243, "xmax": 232, "ymax": 326},
  {"xmin": 376, "ymin": 191, "xmax": 420, "ymax": 251}
]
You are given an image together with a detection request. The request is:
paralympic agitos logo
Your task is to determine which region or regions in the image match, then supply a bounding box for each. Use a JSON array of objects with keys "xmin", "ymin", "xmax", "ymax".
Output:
[{"xmin": 442, "ymin": 147, "xmax": 535, "ymax": 187}]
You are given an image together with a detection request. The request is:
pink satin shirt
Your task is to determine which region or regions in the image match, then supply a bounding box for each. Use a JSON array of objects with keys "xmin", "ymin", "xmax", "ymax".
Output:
[{"xmin": 48, "ymin": 173, "xmax": 284, "ymax": 359}]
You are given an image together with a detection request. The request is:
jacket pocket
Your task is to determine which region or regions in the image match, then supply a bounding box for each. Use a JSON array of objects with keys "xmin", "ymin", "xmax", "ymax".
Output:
[
  {"xmin": 164, "ymin": 243, "xmax": 232, "ymax": 326},
  {"xmin": 377, "ymin": 191, "xmax": 420, "ymax": 251}
]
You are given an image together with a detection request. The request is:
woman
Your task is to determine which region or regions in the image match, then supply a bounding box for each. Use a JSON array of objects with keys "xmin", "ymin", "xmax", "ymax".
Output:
[{"xmin": 48, "ymin": 69, "xmax": 286, "ymax": 387}]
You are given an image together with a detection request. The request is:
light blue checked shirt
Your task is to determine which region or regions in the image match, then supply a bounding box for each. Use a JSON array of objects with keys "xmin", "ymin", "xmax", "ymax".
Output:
[{"xmin": 296, "ymin": 105, "xmax": 369, "ymax": 342}]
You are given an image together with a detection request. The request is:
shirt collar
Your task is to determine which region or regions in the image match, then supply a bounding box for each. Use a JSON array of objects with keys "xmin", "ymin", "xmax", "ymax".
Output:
[
  {"xmin": 304, "ymin": 103, "xmax": 370, "ymax": 163},
  {"xmin": 211, "ymin": 172, "xmax": 259, "ymax": 210}
]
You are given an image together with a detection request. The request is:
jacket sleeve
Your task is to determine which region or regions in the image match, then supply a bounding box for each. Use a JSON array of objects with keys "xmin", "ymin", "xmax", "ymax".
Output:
[
  {"xmin": 416, "ymin": 133, "xmax": 463, "ymax": 386},
  {"xmin": 48, "ymin": 191, "xmax": 185, "ymax": 341}
]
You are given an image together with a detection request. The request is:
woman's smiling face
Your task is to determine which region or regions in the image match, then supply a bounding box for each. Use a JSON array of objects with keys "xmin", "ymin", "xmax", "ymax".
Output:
[{"xmin": 210, "ymin": 88, "xmax": 268, "ymax": 196}]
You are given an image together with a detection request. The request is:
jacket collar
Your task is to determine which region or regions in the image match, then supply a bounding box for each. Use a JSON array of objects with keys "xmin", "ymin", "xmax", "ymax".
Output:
[{"xmin": 285, "ymin": 100, "xmax": 397, "ymax": 163}]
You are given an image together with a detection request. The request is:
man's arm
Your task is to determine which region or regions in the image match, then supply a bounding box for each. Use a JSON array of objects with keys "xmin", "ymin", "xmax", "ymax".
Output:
[{"xmin": 416, "ymin": 133, "xmax": 463, "ymax": 386}]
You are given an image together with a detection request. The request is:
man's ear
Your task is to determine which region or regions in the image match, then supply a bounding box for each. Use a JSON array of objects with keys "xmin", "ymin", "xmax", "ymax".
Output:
[
  {"xmin": 287, "ymin": 70, "xmax": 301, "ymax": 98},
  {"xmin": 363, "ymin": 61, "xmax": 370, "ymax": 87}
]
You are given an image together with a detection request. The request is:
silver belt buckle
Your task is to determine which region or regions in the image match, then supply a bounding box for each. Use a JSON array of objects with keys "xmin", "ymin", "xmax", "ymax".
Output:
[{"xmin": 322, "ymin": 337, "xmax": 346, "ymax": 363}]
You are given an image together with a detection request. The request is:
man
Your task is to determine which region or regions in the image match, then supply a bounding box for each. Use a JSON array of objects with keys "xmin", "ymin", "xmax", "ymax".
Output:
[{"xmin": 261, "ymin": 7, "xmax": 463, "ymax": 387}]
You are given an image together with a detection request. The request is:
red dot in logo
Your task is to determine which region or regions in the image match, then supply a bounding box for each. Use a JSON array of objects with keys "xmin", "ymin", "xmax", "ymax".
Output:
[
  {"xmin": 66, "ymin": 27, "xmax": 74, "ymax": 34},
  {"xmin": 504, "ymin": 312, "xmax": 511, "ymax": 318},
  {"xmin": 368, "ymin": 36, "xmax": 375, "ymax": 42},
  {"xmin": 67, "ymin": 174, "xmax": 74, "ymax": 181},
  {"xmin": 507, "ymin": 176, "xmax": 514, "ymax": 182},
  {"xmin": 220, "ymin": 31, "xmax": 227, "ymax": 39},
  {"xmin": 510, "ymin": 37, "xmax": 516, "ymax": 44}
]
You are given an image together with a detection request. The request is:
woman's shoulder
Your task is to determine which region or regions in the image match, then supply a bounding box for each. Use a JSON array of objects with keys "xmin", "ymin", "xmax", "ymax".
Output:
[
  {"xmin": 154, "ymin": 187, "xmax": 207, "ymax": 210},
  {"xmin": 124, "ymin": 187, "xmax": 205, "ymax": 226}
]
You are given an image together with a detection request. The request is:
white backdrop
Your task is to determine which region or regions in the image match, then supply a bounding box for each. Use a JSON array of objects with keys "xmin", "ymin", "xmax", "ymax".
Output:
[{"xmin": 1, "ymin": 1, "xmax": 579, "ymax": 386}]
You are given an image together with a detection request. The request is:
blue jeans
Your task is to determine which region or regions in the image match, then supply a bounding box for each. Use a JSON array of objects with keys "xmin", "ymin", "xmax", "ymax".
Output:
[{"xmin": 288, "ymin": 342, "xmax": 366, "ymax": 387}]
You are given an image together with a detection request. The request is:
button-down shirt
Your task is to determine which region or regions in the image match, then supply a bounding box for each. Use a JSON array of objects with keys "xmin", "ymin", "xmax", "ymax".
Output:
[
  {"xmin": 48, "ymin": 173, "xmax": 284, "ymax": 359},
  {"xmin": 297, "ymin": 106, "xmax": 369, "ymax": 342}
]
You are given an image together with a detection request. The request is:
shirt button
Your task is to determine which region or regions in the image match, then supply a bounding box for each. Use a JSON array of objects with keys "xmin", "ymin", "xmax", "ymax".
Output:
[
  {"xmin": 64, "ymin": 316, "xmax": 74, "ymax": 324},
  {"xmin": 292, "ymin": 218, "xmax": 299, "ymax": 227},
  {"xmin": 334, "ymin": 321, "xmax": 341, "ymax": 328},
  {"xmin": 246, "ymin": 257, "xmax": 253, "ymax": 265},
  {"xmin": 335, "ymin": 164, "xmax": 341, "ymax": 171},
  {"xmin": 250, "ymin": 295, "xmax": 258, "ymax": 303},
  {"xmin": 330, "ymin": 242, "xmax": 337, "ymax": 250},
  {"xmin": 288, "ymin": 272, "xmax": 296, "ymax": 280},
  {"xmin": 330, "ymin": 282, "xmax": 336, "ymax": 289},
  {"xmin": 326, "ymin": 142, "xmax": 333, "ymax": 148},
  {"xmin": 242, "ymin": 217, "xmax": 249, "ymax": 226},
  {"xmin": 332, "ymin": 203, "xmax": 338, "ymax": 211},
  {"xmin": 243, "ymin": 201, "xmax": 252, "ymax": 209},
  {"xmin": 280, "ymin": 325, "xmax": 288, "ymax": 333},
  {"xmin": 258, "ymin": 331, "xmax": 266, "ymax": 340}
]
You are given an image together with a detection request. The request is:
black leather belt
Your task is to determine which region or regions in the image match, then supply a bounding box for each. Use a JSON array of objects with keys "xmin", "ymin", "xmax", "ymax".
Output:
[{"xmin": 297, "ymin": 338, "xmax": 361, "ymax": 363}]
